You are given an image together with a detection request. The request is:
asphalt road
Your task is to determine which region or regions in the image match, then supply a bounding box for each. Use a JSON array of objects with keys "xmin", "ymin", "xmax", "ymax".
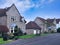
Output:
[{"xmin": 2, "ymin": 33, "xmax": 60, "ymax": 45}]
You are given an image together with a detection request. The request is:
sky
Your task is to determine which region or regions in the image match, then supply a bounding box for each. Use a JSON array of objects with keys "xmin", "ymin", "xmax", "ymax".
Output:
[{"xmin": 0, "ymin": 0, "xmax": 60, "ymax": 22}]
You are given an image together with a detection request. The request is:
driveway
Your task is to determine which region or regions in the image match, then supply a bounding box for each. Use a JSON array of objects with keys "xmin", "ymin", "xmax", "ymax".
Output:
[{"xmin": 2, "ymin": 33, "xmax": 60, "ymax": 45}]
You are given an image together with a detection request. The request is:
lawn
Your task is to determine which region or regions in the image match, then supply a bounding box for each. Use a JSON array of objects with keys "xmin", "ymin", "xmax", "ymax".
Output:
[
  {"xmin": 40, "ymin": 33, "xmax": 49, "ymax": 36},
  {"xmin": 18, "ymin": 34, "xmax": 36, "ymax": 39},
  {"xmin": 0, "ymin": 38, "xmax": 12, "ymax": 44},
  {"xmin": 0, "ymin": 33, "xmax": 50, "ymax": 44},
  {"xmin": 17, "ymin": 34, "xmax": 49, "ymax": 39}
]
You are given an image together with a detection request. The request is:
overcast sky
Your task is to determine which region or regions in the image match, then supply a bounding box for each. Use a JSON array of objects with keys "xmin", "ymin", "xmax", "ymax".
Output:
[{"xmin": 0, "ymin": 0, "xmax": 60, "ymax": 22}]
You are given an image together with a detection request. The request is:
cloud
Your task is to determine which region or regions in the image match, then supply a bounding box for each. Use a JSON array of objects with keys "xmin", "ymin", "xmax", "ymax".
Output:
[
  {"xmin": 0, "ymin": 0, "xmax": 54, "ymax": 13},
  {"xmin": 48, "ymin": 0, "xmax": 54, "ymax": 3}
]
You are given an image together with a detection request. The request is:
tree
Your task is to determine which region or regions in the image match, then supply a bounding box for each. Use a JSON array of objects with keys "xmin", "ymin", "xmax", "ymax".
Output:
[
  {"xmin": 14, "ymin": 26, "xmax": 23, "ymax": 36},
  {"xmin": 14, "ymin": 26, "xmax": 19, "ymax": 36},
  {"xmin": 57, "ymin": 27, "xmax": 60, "ymax": 33},
  {"xmin": 18, "ymin": 28, "xmax": 23, "ymax": 36}
]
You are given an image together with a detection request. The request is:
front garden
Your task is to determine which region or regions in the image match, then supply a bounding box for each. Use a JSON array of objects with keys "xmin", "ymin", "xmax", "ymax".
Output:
[
  {"xmin": 0, "ymin": 25, "xmax": 57, "ymax": 44},
  {"xmin": 0, "ymin": 38, "xmax": 12, "ymax": 44},
  {"xmin": 0, "ymin": 33, "xmax": 51, "ymax": 44},
  {"xmin": 0, "ymin": 33, "xmax": 49, "ymax": 44}
]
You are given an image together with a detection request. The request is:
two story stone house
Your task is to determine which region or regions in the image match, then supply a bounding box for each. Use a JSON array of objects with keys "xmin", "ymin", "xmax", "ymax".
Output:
[
  {"xmin": 34, "ymin": 17, "xmax": 47, "ymax": 33},
  {"xmin": 0, "ymin": 4, "xmax": 26, "ymax": 34},
  {"xmin": 46, "ymin": 18, "xmax": 60, "ymax": 32},
  {"xmin": 34, "ymin": 17, "xmax": 60, "ymax": 33}
]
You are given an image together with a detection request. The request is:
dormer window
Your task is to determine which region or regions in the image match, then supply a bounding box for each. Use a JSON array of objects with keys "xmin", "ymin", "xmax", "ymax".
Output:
[
  {"xmin": 59, "ymin": 21, "xmax": 60, "ymax": 24},
  {"xmin": 22, "ymin": 18, "xmax": 25, "ymax": 22}
]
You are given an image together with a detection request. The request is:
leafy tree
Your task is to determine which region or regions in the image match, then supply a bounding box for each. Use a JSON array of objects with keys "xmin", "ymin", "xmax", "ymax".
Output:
[
  {"xmin": 18, "ymin": 28, "xmax": 23, "ymax": 36},
  {"xmin": 14, "ymin": 26, "xmax": 19, "ymax": 36},
  {"xmin": 57, "ymin": 27, "xmax": 60, "ymax": 33},
  {"xmin": 14, "ymin": 26, "xmax": 23, "ymax": 36}
]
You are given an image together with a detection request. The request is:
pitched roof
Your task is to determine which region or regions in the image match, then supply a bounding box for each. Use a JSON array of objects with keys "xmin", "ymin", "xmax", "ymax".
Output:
[
  {"xmin": 0, "ymin": 5, "xmax": 11, "ymax": 17},
  {"xmin": 35, "ymin": 17, "xmax": 60, "ymax": 24},
  {"xmin": 46, "ymin": 19, "xmax": 60, "ymax": 24},
  {"xmin": 0, "ymin": 9, "xmax": 6, "ymax": 17},
  {"xmin": 56, "ymin": 19, "xmax": 60, "ymax": 24},
  {"xmin": 46, "ymin": 19, "xmax": 54, "ymax": 24},
  {"xmin": 26, "ymin": 21, "xmax": 41, "ymax": 30},
  {"xmin": 0, "ymin": 25, "xmax": 9, "ymax": 32},
  {"xmin": 0, "ymin": 4, "xmax": 22, "ymax": 17},
  {"xmin": 35, "ymin": 17, "xmax": 45, "ymax": 22},
  {"xmin": 0, "ymin": 4, "xmax": 25, "ymax": 22},
  {"xmin": 20, "ymin": 16, "xmax": 26, "ymax": 23}
]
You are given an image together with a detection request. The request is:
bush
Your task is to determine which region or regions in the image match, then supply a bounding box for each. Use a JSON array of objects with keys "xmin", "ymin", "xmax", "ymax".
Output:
[
  {"xmin": 2, "ymin": 33, "xmax": 8, "ymax": 41},
  {"xmin": 14, "ymin": 36, "xmax": 18, "ymax": 40},
  {"xmin": 44, "ymin": 31, "xmax": 48, "ymax": 34},
  {"xmin": 24, "ymin": 32, "xmax": 27, "ymax": 35},
  {"xmin": 8, "ymin": 33, "xmax": 14, "ymax": 39},
  {"xmin": 57, "ymin": 28, "xmax": 60, "ymax": 33},
  {"xmin": 14, "ymin": 26, "xmax": 23, "ymax": 36},
  {"xmin": 18, "ymin": 30, "xmax": 23, "ymax": 36},
  {"xmin": 0, "ymin": 34, "xmax": 2, "ymax": 38},
  {"xmin": 51, "ymin": 30, "xmax": 55, "ymax": 33}
]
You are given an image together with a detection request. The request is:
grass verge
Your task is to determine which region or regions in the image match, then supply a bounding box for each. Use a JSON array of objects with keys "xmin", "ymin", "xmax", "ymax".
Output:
[
  {"xmin": 17, "ymin": 33, "xmax": 49, "ymax": 39},
  {"xmin": 18, "ymin": 34, "xmax": 35, "ymax": 39},
  {"xmin": 40, "ymin": 33, "xmax": 49, "ymax": 36},
  {"xmin": 0, "ymin": 38, "xmax": 12, "ymax": 44}
]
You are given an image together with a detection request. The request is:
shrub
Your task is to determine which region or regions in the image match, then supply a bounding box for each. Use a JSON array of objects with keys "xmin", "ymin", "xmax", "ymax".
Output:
[
  {"xmin": 14, "ymin": 36, "xmax": 18, "ymax": 40},
  {"xmin": 14, "ymin": 26, "xmax": 19, "ymax": 36},
  {"xmin": 57, "ymin": 28, "xmax": 60, "ymax": 33},
  {"xmin": 24, "ymin": 32, "xmax": 27, "ymax": 35},
  {"xmin": 2, "ymin": 33, "xmax": 8, "ymax": 41},
  {"xmin": 44, "ymin": 31, "xmax": 48, "ymax": 34},
  {"xmin": 18, "ymin": 30, "xmax": 23, "ymax": 36},
  {"xmin": 8, "ymin": 33, "xmax": 14, "ymax": 39},
  {"xmin": 0, "ymin": 33, "xmax": 2, "ymax": 38},
  {"xmin": 51, "ymin": 30, "xmax": 55, "ymax": 33}
]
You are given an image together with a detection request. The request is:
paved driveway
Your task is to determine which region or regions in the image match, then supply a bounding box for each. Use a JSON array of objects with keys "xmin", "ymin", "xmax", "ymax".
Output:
[{"xmin": 2, "ymin": 33, "xmax": 60, "ymax": 45}]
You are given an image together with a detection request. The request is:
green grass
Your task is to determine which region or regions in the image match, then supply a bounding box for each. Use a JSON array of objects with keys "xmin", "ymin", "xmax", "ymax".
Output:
[
  {"xmin": 17, "ymin": 33, "xmax": 49, "ymax": 39},
  {"xmin": 0, "ymin": 38, "xmax": 12, "ymax": 44},
  {"xmin": 40, "ymin": 33, "xmax": 49, "ymax": 36},
  {"xmin": 18, "ymin": 34, "xmax": 35, "ymax": 39},
  {"xmin": 0, "ymin": 33, "xmax": 50, "ymax": 44}
]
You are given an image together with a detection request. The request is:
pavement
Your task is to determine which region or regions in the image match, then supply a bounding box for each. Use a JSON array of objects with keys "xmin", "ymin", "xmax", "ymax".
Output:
[{"xmin": 2, "ymin": 33, "xmax": 60, "ymax": 45}]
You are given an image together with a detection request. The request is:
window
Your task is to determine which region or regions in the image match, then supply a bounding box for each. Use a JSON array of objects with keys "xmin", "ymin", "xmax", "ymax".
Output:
[
  {"xmin": 11, "ymin": 16, "xmax": 14, "ymax": 21},
  {"xmin": 11, "ymin": 16, "xmax": 16, "ymax": 22}
]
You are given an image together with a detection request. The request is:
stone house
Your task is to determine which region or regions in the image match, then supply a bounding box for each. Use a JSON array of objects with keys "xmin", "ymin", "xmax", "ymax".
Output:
[
  {"xmin": 26, "ymin": 21, "xmax": 41, "ymax": 35},
  {"xmin": 56, "ymin": 21, "xmax": 60, "ymax": 28},
  {"xmin": 46, "ymin": 18, "xmax": 60, "ymax": 32},
  {"xmin": 34, "ymin": 17, "xmax": 60, "ymax": 33},
  {"xmin": 34, "ymin": 17, "xmax": 47, "ymax": 33},
  {"xmin": 0, "ymin": 4, "xmax": 26, "ymax": 34}
]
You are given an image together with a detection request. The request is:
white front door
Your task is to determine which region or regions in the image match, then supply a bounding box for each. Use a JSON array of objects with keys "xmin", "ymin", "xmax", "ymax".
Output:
[
  {"xmin": 37, "ymin": 30, "xmax": 40, "ymax": 34},
  {"xmin": 33, "ymin": 30, "xmax": 36, "ymax": 34}
]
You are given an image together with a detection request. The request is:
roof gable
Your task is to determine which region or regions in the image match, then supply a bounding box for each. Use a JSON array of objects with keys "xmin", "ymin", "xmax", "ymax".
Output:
[
  {"xmin": 26, "ymin": 21, "xmax": 41, "ymax": 30},
  {"xmin": 35, "ymin": 17, "xmax": 60, "ymax": 24},
  {"xmin": 35, "ymin": 17, "xmax": 45, "ymax": 22},
  {"xmin": 0, "ymin": 9, "xmax": 7, "ymax": 17},
  {"xmin": 0, "ymin": 4, "xmax": 22, "ymax": 18},
  {"xmin": 46, "ymin": 19, "xmax": 60, "ymax": 24}
]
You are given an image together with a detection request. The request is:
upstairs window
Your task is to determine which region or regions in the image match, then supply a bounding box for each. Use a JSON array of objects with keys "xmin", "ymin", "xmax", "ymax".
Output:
[{"xmin": 11, "ymin": 16, "xmax": 16, "ymax": 22}]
